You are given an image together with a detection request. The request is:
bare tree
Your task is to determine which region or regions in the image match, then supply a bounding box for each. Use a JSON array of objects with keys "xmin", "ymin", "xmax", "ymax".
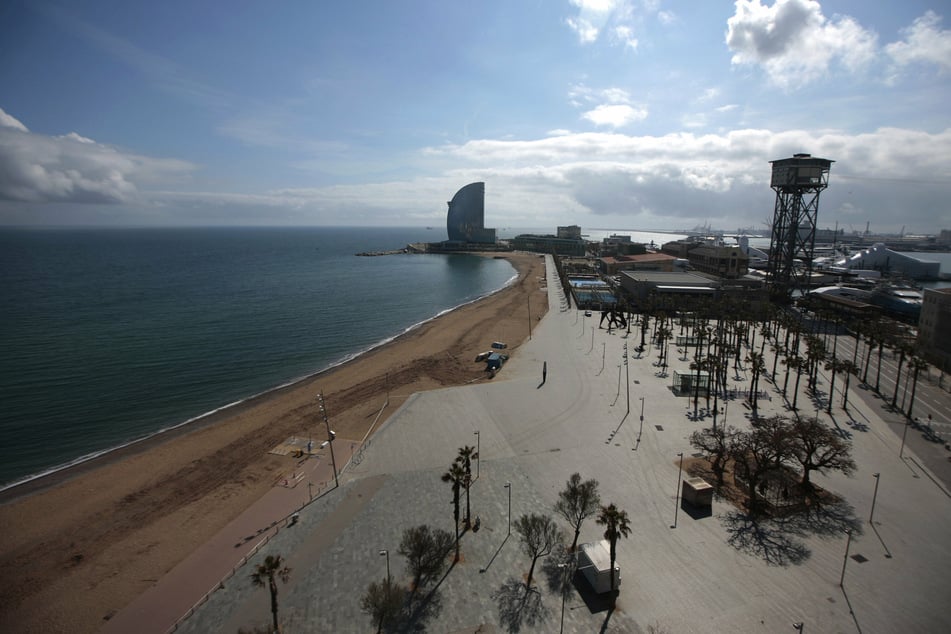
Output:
[
  {"xmin": 514, "ymin": 513, "xmax": 563, "ymax": 589},
  {"xmin": 553, "ymin": 472, "xmax": 601, "ymax": 551},
  {"xmin": 398, "ymin": 525, "xmax": 454, "ymax": 591},
  {"xmin": 360, "ymin": 578, "xmax": 405, "ymax": 634},
  {"xmin": 788, "ymin": 416, "xmax": 856, "ymax": 492},
  {"xmin": 730, "ymin": 416, "xmax": 793, "ymax": 513},
  {"xmin": 689, "ymin": 425, "xmax": 739, "ymax": 488}
]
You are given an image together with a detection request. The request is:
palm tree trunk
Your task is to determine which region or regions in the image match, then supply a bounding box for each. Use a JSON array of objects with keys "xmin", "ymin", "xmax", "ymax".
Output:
[
  {"xmin": 464, "ymin": 483, "xmax": 471, "ymax": 528},
  {"xmin": 875, "ymin": 342, "xmax": 884, "ymax": 393},
  {"xmin": 792, "ymin": 366, "xmax": 803, "ymax": 411},
  {"xmin": 863, "ymin": 338, "xmax": 874, "ymax": 383},
  {"xmin": 270, "ymin": 582, "xmax": 280, "ymax": 632},
  {"xmin": 827, "ymin": 363, "xmax": 836, "ymax": 413},
  {"xmin": 907, "ymin": 366, "xmax": 922, "ymax": 419},
  {"xmin": 892, "ymin": 352, "xmax": 905, "ymax": 409},
  {"xmin": 842, "ymin": 370, "xmax": 852, "ymax": 409}
]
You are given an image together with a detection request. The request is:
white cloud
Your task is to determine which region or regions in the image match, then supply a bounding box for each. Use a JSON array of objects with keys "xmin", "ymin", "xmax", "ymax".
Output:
[
  {"xmin": 571, "ymin": 86, "xmax": 648, "ymax": 129},
  {"xmin": 0, "ymin": 110, "xmax": 195, "ymax": 204},
  {"xmin": 566, "ymin": 17, "xmax": 600, "ymax": 43},
  {"xmin": 417, "ymin": 126, "xmax": 951, "ymax": 230},
  {"xmin": 614, "ymin": 25, "xmax": 639, "ymax": 50},
  {"xmin": 726, "ymin": 0, "xmax": 878, "ymax": 89},
  {"xmin": 583, "ymin": 104, "xmax": 649, "ymax": 128},
  {"xmin": 0, "ymin": 108, "xmax": 28, "ymax": 132},
  {"xmin": 566, "ymin": 0, "xmax": 620, "ymax": 44},
  {"xmin": 885, "ymin": 11, "xmax": 951, "ymax": 73}
]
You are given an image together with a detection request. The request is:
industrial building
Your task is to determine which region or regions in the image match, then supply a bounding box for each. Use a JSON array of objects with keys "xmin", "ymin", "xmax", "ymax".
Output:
[
  {"xmin": 918, "ymin": 287, "xmax": 951, "ymax": 371},
  {"xmin": 510, "ymin": 233, "xmax": 586, "ymax": 256},
  {"xmin": 598, "ymin": 253, "xmax": 678, "ymax": 275},
  {"xmin": 834, "ymin": 243, "xmax": 941, "ymax": 280},
  {"xmin": 618, "ymin": 271, "xmax": 719, "ymax": 305}
]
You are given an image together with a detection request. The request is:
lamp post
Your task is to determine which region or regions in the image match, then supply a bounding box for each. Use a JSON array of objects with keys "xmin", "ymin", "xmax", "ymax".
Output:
[
  {"xmin": 672, "ymin": 452, "xmax": 684, "ymax": 528},
  {"xmin": 839, "ymin": 528, "xmax": 853, "ymax": 587},
  {"xmin": 793, "ymin": 622, "xmax": 804, "ymax": 632},
  {"xmin": 317, "ymin": 392, "xmax": 339, "ymax": 488},
  {"xmin": 624, "ymin": 344, "xmax": 630, "ymax": 416},
  {"xmin": 504, "ymin": 481, "xmax": 512, "ymax": 536},
  {"xmin": 474, "ymin": 430, "xmax": 480, "ymax": 480},
  {"xmin": 557, "ymin": 562, "xmax": 570, "ymax": 634},
  {"xmin": 869, "ymin": 472, "xmax": 881, "ymax": 524},
  {"xmin": 379, "ymin": 549, "xmax": 390, "ymax": 584}
]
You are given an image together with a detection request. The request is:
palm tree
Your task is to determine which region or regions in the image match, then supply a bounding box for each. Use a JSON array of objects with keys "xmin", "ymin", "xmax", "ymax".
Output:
[
  {"xmin": 250, "ymin": 554, "xmax": 292, "ymax": 633},
  {"xmin": 745, "ymin": 350, "xmax": 766, "ymax": 413},
  {"xmin": 891, "ymin": 341, "xmax": 912, "ymax": 410},
  {"xmin": 861, "ymin": 323, "xmax": 879, "ymax": 384},
  {"xmin": 804, "ymin": 335, "xmax": 827, "ymax": 392},
  {"xmin": 825, "ymin": 357, "xmax": 844, "ymax": 414},
  {"xmin": 906, "ymin": 356, "xmax": 929, "ymax": 420},
  {"xmin": 441, "ymin": 461, "xmax": 467, "ymax": 561},
  {"xmin": 874, "ymin": 326, "xmax": 888, "ymax": 393},
  {"xmin": 596, "ymin": 503, "xmax": 631, "ymax": 602},
  {"xmin": 456, "ymin": 445, "xmax": 478, "ymax": 528},
  {"xmin": 783, "ymin": 355, "xmax": 805, "ymax": 412},
  {"xmin": 836, "ymin": 359, "xmax": 857, "ymax": 410}
]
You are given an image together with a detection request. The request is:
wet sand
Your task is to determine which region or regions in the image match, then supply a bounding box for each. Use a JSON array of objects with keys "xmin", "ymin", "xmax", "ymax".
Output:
[{"xmin": 0, "ymin": 251, "xmax": 548, "ymax": 634}]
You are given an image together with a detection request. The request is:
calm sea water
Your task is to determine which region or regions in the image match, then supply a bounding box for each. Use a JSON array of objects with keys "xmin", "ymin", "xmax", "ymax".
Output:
[{"xmin": 0, "ymin": 227, "xmax": 515, "ymax": 488}]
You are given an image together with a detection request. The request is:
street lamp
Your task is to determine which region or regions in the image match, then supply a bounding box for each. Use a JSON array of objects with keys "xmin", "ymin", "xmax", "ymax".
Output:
[
  {"xmin": 504, "ymin": 481, "xmax": 512, "ymax": 536},
  {"xmin": 379, "ymin": 549, "xmax": 390, "ymax": 584},
  {"xmin": 793, "ymin": 623, "xmax": 804, "ymax": 632},
  {"xmin": 869, "ymin": 472, "xmax": 881, "ymax": 524},
  {"xmin": 557, "ymin": 561, "xmax": 572, "ymax": 634},
  {"xmin": 672, "ymin": 452, "xmax": 684, "ymax": 528},
  {"xmin": 624, "ymin": 343, "xmax": 630, "ymax": 416},
  {"xmin": 317, "ymin": 392, "xmax": 339, "ymax": 488},
  {"xmin": 474, "ymin": 430, "xmax": 481, "ymax": 480}
]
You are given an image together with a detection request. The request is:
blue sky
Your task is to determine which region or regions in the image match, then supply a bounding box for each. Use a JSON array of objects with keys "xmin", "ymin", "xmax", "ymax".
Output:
[{"xmin": 1, "ymin": 0, "xmax": 949, "ymax": 234}]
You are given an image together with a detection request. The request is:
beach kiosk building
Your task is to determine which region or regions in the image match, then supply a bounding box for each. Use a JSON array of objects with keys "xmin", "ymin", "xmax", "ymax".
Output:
[{"xmin": 576, "ymin": 540, "xmax": 620, "ymax": 594}]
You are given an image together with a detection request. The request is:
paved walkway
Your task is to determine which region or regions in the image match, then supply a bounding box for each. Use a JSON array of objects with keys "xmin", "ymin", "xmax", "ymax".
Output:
[
  {"xmin": 102, "ymin": 441, "xmax": 356, "ymax": 634},
  {"xmin": 170, "ymin": 256, "xmax": 951, "ymax": 633}
]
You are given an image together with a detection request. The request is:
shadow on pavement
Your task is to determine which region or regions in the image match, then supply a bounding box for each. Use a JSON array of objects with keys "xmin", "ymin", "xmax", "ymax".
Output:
[
  {"xmin": 491, "ymin": 578, "xmax": 550, "ymax": 633},
  {"xmin": 721, "ymin": 510, "xmax": 811, "ymax": 567}
]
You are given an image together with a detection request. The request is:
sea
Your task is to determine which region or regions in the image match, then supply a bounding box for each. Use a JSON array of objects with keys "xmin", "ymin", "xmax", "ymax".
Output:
[
  {"xmin": 4, "ymin": 227, "xmax": 948, "ymax": 491},
  {"xmin": 0, "ymin": 226, "xmax": 517, "ymax": 490}
]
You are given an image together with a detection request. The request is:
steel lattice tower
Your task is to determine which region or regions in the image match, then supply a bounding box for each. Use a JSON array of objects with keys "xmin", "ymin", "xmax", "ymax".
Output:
[{"xmin": 765, "ymin": 153, "xmax": 833, "ymax": 302}]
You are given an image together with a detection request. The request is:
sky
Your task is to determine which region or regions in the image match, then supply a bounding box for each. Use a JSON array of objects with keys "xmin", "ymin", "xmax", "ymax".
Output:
[{"xmin": 1, "ymin": 0, "xmax": 949, "ymax": 234}]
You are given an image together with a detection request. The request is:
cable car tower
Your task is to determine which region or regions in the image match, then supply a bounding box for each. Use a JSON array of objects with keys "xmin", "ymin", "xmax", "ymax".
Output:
[{"xmin": 765, "ymin": 153, "xmax": 833, "ymax": 302}]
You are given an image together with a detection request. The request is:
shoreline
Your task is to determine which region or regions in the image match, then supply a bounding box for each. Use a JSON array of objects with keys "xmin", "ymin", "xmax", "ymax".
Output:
[
  {"xmin": 0, "ymin": 261, "xmax": 520, "ymax": 501},
  {"xmin": 0, "ymin": 251, "xmax": 547, "ymax": 634}
]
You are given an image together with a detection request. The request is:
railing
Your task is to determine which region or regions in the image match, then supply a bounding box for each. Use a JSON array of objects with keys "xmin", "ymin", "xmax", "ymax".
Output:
[{"xmin": 167, "ymin": 399, "xmax": 389, "ymax": 632}]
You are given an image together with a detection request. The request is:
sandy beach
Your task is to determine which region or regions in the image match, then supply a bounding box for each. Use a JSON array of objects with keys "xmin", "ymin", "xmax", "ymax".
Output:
[{"xmin": 0, "ymin": 251, "xmax": 547, "ymax": 634}]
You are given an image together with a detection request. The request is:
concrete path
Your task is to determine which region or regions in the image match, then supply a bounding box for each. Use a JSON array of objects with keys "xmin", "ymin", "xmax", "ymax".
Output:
[
  {"xmin": 172, "ymin": 256, "xmax": 951, "ymax": 633},
  {"xmin": 102, "ymin": 442, "xmax": 355, "ymax": 634}
]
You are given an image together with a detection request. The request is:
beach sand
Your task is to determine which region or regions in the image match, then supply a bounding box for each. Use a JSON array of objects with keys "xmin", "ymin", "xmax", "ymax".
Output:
[{"xmin": 0, "ymin": 252, "xmax": 548, "ymax": 634}]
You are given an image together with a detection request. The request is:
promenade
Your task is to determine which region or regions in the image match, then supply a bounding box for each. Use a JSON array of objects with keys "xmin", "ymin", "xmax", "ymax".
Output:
[{"xmin": 172, "ymin": 256, "xmax": 951, "ymax": 633}]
